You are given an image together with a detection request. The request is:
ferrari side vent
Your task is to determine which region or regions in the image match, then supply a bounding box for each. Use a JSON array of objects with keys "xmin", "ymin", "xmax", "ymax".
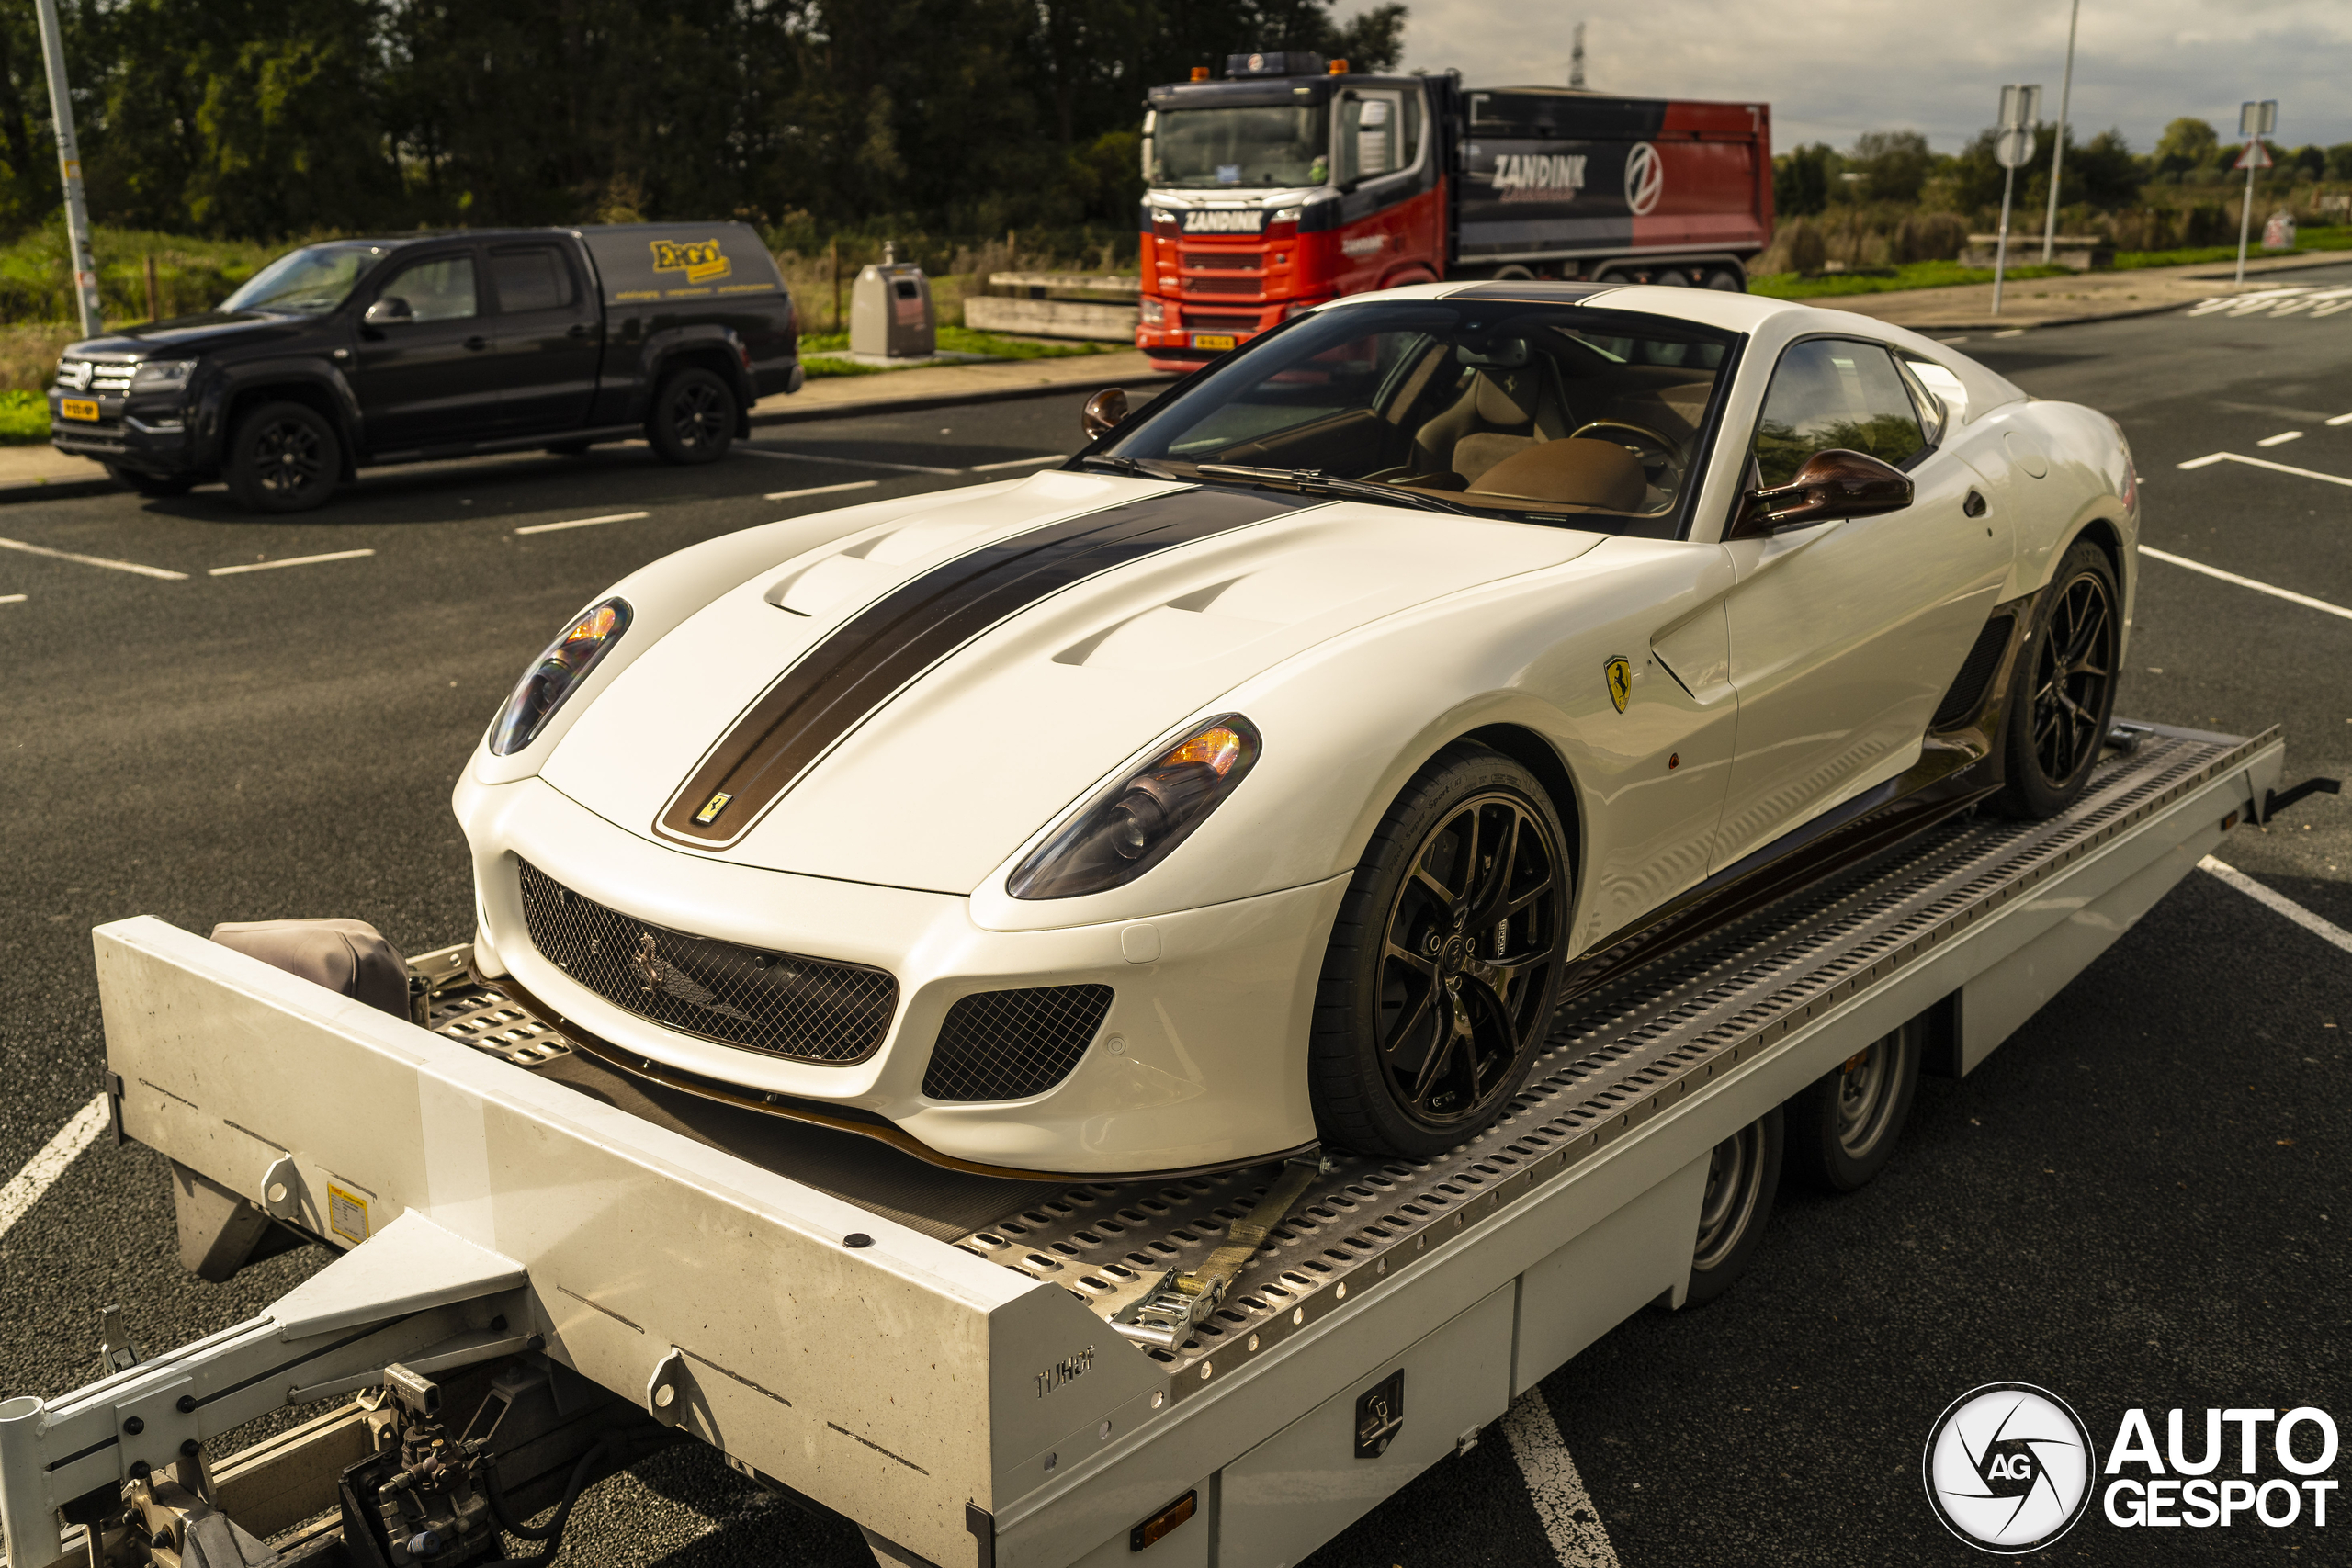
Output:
[
  {"xmin": 922, "ymin": 986, "xmax": 1114, "ymax": 1102},
  {"xmin": 1931, "ymin": 613, "xmax": 2015, "ymax": 729}
]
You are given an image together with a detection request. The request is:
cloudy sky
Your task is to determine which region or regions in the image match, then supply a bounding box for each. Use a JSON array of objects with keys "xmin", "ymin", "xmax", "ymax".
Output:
[{"xmin": 1337, "ymin": 0, "xmax": 2352, "ymax": 154}]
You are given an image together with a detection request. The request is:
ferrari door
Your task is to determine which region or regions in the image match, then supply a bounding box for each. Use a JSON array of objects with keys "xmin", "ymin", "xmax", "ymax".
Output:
[{"xmin": 1713, "ymin": 336, "xmax": 2010, "ymax": 866}]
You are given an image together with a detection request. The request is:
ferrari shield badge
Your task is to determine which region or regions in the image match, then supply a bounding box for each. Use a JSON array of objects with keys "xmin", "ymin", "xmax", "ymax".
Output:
[
  {"xmin": 1604, "ymin": 657, "xmax": 1632, "ymax": 714},
  {"xmin": 694, "ymin": 791, "xmax": 732, "ymax": 825}
]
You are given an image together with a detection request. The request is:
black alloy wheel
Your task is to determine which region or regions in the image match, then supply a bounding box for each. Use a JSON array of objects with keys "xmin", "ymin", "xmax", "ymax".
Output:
[
  {"xmin": 647, "ymin": 367, "xmax": 736, "ymax": 465},
  {"xmin": 225, "ymin": 400, "xmax": 339, "ymax": 513},
  {"xmin": 1995, "ymin": 538, "xmax": 2120, "ymax": 818},
  {"xmin": 1682, "ymin": 1105, "xmax": 1783, "ymax": 1307},
  {"xmin": 1310, "ymin": 745, "xmax": 1570, "ymax": 1159},
  {"xmin": 1786, "ymin": 1018, "xmax": 1923, "ymax": 1191}
]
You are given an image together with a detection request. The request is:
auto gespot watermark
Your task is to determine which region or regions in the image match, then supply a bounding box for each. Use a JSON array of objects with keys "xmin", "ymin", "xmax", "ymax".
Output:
[{"xmin": 1924, "ymin": 1385, "xmax": 2338, "ymax": 1552}]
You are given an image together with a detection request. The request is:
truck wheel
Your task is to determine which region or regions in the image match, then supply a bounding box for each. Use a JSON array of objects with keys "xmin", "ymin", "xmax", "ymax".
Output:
[
  {"xmin": 1308, "ymin": 744, "xmax": 1571, "ymax": 1160},
  {"xmin": 647, "ymin": 367, "xmax": 736, "ymax": 465},
  {"xmin": 1683, "ymin": 1106, "xmax": 1782, "ymax": 1307},
  {"xmin": 1491, "ymin": 265, "xmax": 1537, "ymax": 281},
  {"xmin": 225, "ymin": 401, "xmax": 339, "ymax": 513},
  {"xmin": 1785, "ymin": 1018, "xmax": 1921, "ymax": 1191},
  {"xmin": 1991, "ymin": 538, "xmax": 2120, "ymax": 818},
  {"xmin": 104, "ymin": 463, "xmax": 195, "ymax": 499},
  {"xmin": 1704, "ymin": 267, "xmax": 1747, "ymax": 292}
]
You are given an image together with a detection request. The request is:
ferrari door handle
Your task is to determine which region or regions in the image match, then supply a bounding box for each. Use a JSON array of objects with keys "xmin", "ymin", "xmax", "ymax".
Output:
[
  {"xmin": 464, "ymin": 335, "xmax": 490, "ymax": 352},
  {"xmin": 1962, "ymin": 489, "xmax": 1987, "ymax": 518}
]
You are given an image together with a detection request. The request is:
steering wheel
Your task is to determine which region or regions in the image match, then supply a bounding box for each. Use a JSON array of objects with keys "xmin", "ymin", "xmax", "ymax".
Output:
[{"xmin": 1568, "ymin": 420, "xmax": 1683, "ymax": 497}]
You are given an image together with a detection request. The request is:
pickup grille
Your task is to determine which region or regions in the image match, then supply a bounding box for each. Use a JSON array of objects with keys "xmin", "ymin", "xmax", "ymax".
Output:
[{"xmin": 56, "ymin": 359, "xmax": 134, "ymax": 395}]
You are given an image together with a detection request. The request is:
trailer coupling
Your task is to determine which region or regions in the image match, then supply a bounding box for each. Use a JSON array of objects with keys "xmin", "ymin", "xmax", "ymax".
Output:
[{"xmin": 1113, "ymin": 1156, "xmax": 1325, "ymax": 1349}]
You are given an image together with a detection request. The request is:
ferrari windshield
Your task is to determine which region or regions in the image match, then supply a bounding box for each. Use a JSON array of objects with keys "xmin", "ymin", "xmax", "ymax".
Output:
[
  {"xmin": 218, "ymin": 243, "xmax": 390, "ymax": 315},
  {"xmin": 1099, "ymin": 300, "xmax": 1740, "ymax": 535},
  {"xmin": 1151, "ymin": 106, "xmax": 1329, "ymax": 188}
]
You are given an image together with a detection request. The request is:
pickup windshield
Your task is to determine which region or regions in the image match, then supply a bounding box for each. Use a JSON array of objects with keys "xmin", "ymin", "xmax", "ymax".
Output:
[
  {"xmin": 1151, "ymin": 106, "xmax": 1329, "ymax": 189},
  {"xmin": 1096, "ymin": 299, "xmax": 1739, "ymax": 537},
  {"xmin": 219, "ymin": 243, "xmax": 390, "ymax": 316}
]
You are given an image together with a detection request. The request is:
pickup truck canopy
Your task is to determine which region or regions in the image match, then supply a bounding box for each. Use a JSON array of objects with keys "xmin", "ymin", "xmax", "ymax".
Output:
[{"xmin": 577, "ymin": 220, "xmax": 786, "ymax": 306}]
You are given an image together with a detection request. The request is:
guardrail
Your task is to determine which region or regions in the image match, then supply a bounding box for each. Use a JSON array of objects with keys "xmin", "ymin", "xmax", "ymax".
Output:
[{"xmin": 964, "ymin": 271, "xmax": 1139, "ymax": 342}]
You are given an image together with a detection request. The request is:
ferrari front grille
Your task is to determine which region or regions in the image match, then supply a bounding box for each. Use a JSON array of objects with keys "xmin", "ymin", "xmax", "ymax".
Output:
[
  {"xmin": 515, "ymin": 860, "xmax": 897, "ymax": 1064},
  {"xmin": 921, "ymin": 985, "xmax": 1114, "ymax": 1101}
]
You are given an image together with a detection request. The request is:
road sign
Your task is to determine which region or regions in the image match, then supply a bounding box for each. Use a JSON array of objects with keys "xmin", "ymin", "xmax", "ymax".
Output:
[
  {"xmin": 2234, "ymin": 140, "xmax": 2273, "ymax": 171},
  {"xmin": 1996, "ymin": 126, "xmax": 2039, "ymax": 169},
  {"xmin": 1998, "ymin": 84, "xmax": 2042, "ymax": 131},
  {"xmin": 2240, "ymin": 99, "xmax": 2278, "ymax": 139}
]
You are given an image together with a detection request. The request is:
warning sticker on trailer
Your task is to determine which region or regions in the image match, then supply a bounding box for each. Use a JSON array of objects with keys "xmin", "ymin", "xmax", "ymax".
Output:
[{"xmin": 326, "ymin": 1182, "xmax": 370, "ymax": 1244}]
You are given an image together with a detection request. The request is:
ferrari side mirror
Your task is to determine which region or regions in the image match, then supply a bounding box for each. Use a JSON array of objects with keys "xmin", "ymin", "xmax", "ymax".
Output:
[
  {"xmin": 1081, "ymin": 386, "xmax": 1129, "ymax": 440},
  {"xmin": 1741, "ymin": 448, "xmax": 1913, "ymax": 533}
]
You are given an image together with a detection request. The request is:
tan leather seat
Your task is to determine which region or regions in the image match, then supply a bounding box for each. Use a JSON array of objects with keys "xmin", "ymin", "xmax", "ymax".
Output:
[
  {"xmin": 1412, "ymin": 361, "xmax": 1573, "ymax": 483},
  {"xmin": 1464, "ymin": 438, "xmax": 1647, "ymax": 512}
]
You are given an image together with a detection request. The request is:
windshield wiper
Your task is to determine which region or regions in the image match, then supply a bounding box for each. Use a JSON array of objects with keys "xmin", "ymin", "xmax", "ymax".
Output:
[
  {"xmin": 1194, "ymin": 464, "xmax": 1471, "ymax": 515},
  {"xmin": 1079, "ymin": 454, "xmax": 1183, "ymax": 480}
]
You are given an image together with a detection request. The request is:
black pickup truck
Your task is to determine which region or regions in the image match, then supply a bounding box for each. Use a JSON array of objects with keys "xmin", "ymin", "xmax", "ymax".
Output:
[{"xmin": 47, "ymin": 222, "xmax": 802, "ymax": 513}]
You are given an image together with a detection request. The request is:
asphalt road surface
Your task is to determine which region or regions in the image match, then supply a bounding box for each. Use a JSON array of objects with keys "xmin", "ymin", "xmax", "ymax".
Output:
[{"xmin": 3, "ymin": 288, "xmax": 2346, "ymax": 1568}]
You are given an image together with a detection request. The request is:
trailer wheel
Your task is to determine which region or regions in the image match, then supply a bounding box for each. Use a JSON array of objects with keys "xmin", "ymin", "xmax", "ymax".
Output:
[
  {"xmin": 1683, "ymin": 1106, "xmax": 1782, "ymax": 1306},
  {"xmin": 1992, "ymin": 537, "xmax": 2120, "ymax": 818},
  {"xmin": 224, "ymin": 400, "xmax": 340, "ymax": 513},
  {"xmin": 1308, "ymin": 744, "xmax": 1571, "ymax": 1160},
  {"xmin": 1491, "ymin": 265, "xmax": 1537, "ymax": 281},
  {"xmin": 646, "ymin": 367, "xmax": 736, "ymax": 465},
  {"xmin": 1786, "ymin": 1018, "xmax": 1922, "ymax": 1191},
  {"xmin": 1703, "ymin": 266, "xmax": 1747, "ymax": 291}
]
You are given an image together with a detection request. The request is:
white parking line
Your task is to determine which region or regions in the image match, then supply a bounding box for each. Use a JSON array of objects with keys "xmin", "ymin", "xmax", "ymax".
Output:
[
  {"xmin": 968, "ymin": 454, "xmax": 1067, "ymax": 471},
  {"xmin": 1, "ymin": 592, "xmax": 24, "ymax": 604},
  {"xmin": 0, "ymin": 1095, "xmax": 110, "ymax": 1244},
  {"xmin": 736, "ymin": 446, "xmax": 960, "ymax": 476},
  {"xmin": 2175, "ymin": 451, "xmax": 2352, "ymax": 487},
  {"xmin": 1502, "ymin": 1388, "xmax": 1621, "ymax": 1567},
  {"xmin": 2142, "ymin": 546, "xmax": 2352, "ymax": 623},
  {"xmin": 2257, "ymin": 431, "xmax": 2305, "ymax": 446},
  {"xmin": 207, "ymin": 548, "xmax": 376, "ymax": 577},
  {"xmin": 2328, "ymin": 412, "xmax": 2352, "ymax": 427},
  {"xmin": 764, "ymin": 480, "xmax": 879, "ymax": 502},
  {"xmin": 0, "ymin": 536, "xmax": 188, "ymax": 581},
  {"xmin": 1992, "ymin": 328, "xmax": 2026, "ymax": 338},
  {"xmin": 514, "ymin": 511, "xmax": 650, "ymax": 536},
  {"xmin": 2200, "ymin": 857, "xmax": 2352, "ymax": 956}
]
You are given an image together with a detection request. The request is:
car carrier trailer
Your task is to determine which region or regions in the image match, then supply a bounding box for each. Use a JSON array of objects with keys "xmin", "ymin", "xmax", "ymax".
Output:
[{"xmin": 0, "ymin": 721, "xmax": 2309, "ymax": 1568}]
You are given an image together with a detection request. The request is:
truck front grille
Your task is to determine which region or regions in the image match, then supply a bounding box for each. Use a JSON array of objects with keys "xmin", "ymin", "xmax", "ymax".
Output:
[
  {"xmin": 921, "ymin": 986, "xmax": 1114, "ymax": 1101},
  {"xmin": 1182, "ymin": 252, "xmax": 1261, "ymax": 270},
  {"xmin": 1180, "ymin": 312, "xmax": 1262, "ymax": 333},
  {"xmin": 515, "ymin": 860, "xmax": 897, "ymax": 1064},
  {"xmin": 1182, "ymin": 276, "xmax": 1261, "ymax": 295}
]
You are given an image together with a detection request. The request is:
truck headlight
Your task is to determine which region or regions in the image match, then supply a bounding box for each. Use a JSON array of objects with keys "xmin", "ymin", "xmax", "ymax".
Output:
[
  {"xmin": 488, "ymin": 598, "xmax": 632, "ymax": 756},
  {"xmin": 1008, "ymin": 716, "xmax": 1260, "ymax": 899},
  {"xmin": 128, "ymin": 359, "xmax": 196, "ymax": 394},
  {"xmin": 1140, "ymin": 296, "xmax": 1166, "ymax": 325}
]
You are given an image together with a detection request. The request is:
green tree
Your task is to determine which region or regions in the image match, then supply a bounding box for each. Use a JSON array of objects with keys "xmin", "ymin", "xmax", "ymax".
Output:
[
  {"xmin": 1773, "ymin": 141, "xmax": 1833, "ymax": 217},
  {"xmin": 1849, "ymin": 129, "xmax": 1931, "ymax": 203},
  {"xmin": 2069, "ymin": 129, "xmax": 2139, "ymax": 209},
  {"xmin": 2152, "ymin": 117, "xmax": 2219, "ymax": 178}
]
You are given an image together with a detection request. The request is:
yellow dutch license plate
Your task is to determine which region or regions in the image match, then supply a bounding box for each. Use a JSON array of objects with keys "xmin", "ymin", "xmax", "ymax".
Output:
[
  {"xmin": 60, "ymin": 398, "xmax": 99, "ymax": 422},
  {"xmin": 1192, "ymin": 333, "xmax": 1238, "ymax": 351}
]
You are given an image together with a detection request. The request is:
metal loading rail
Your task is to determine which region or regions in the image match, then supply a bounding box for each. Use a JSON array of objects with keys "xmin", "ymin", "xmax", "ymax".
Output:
[{"xmin": 949, "ymin": 724, "xmax": 2284, "ymax": 1397}]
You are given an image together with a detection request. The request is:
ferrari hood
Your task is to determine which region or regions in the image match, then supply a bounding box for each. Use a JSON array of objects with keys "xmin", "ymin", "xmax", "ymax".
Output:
[{"xmin": 540, "ymin": 469, "xmax": 1599, "ymax": 893}]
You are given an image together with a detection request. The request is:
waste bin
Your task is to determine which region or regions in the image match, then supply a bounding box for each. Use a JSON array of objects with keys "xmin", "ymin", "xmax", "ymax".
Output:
[{"xmin": 850, "ymin": 244, "xmax": 936, "ymax": 358}]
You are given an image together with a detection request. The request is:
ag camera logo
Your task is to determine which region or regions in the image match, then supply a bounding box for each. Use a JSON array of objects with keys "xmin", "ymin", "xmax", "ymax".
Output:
[{"xmin": 1923, "ymin": 1383, "xmax": 2097, "ymax": 1552}]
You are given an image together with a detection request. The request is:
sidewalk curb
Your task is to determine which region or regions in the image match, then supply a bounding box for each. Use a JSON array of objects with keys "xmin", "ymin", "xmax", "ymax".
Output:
[
  {"xmin": 748, "ymin": 366, "xmax": 1182, "ymax": 426},
  {"xmin": 0, "ymin": 469, "xmax": 120, "ymax": 506}
]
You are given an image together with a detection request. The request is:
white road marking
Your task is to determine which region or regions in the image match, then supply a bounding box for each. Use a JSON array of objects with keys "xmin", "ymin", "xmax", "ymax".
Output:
[
  {"xmin": 1992, "ymin": 328, "xmax": 2026, "ymax": 338},
  {"xmin": 2257, "ymin": 431, "xmax": 2305, "ymax": 446},
  {"xmin": 514, "ymin": 511, "xmax": 650, "ymax": 536},
  {"xmin": 736, "ymin": 446, "xmax": 960, "ymax": 476},
  {"xmin": 1937, "ymin": 335, "xmax": 1971, "ymax": 344},
  {"xmin": 2172, "ymin": 451, "xmax": 2352, "ymax": 487},
  {"xmin": 764, "ymin": 480, "xmax": 879, "ymax": 502},
  {"xmin": 2328, "ymin": 412, "xmax": 2352, "ymax": 427},
  {"xmin": 0, "ymin": 536, "xmax": 188, "ymax": 581},
  {"xmin": 207, "ymin": 548, "xmax": 376, "ymax": 576},
  {"xmin": 0, "ymin": 592, "xmax": 24, "ymax": 604},
  {"xmin": 1502, "ymin": 1387, "xmax": 1621, "ymax": 1568},
  {"xmin": 2142, "ymin": 546, "xmax": 2352, "ymax": 623},
  {"xmin": 968, "ymin": 454, "xmax": 1066, "ymax": 471},
  {"xmin": 2200, "ymin": 856, "xmax": 2352, "ymax": 957},
  {"xmin": 0, "ymin": 1095, "xmax": 110, "ymax": 1244}
]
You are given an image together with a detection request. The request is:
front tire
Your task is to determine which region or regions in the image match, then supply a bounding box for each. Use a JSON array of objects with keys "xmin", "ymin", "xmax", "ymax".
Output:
[
  {"xmin": 645, "ymin": 367, "xmax": 736, "ymax": 465},
  {"xmin": 224, "ymin": 401, "xmax": 339, "ymax": 513},
  {"xmin": 1785, "ymin": 1018, "xmax": 1922, "ymax": 1192},
  {"xmin": 1682, "ymin": 1106, "xmax": 1783, "ymax": 1306},
  {"xmin": 1994, "ymin": 538, "xmax": 2121, "ymax": 818},
  {"xmin": 1309, "ymin": 745, "xmax": 1571, "ymax": 1159}
]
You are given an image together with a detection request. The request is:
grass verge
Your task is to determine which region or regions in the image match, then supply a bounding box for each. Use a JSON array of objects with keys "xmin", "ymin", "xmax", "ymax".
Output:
[
  {"xmin": 0, "ymin": 389, "xmax": 51, "ymax": 444},
  {"xmin": 799, "ymin": 324, "xmax": 1112, "ymax": 377},
  {"xmin": 1750, "ymin": 261, "xmax": 2077, "ymax": 299}
]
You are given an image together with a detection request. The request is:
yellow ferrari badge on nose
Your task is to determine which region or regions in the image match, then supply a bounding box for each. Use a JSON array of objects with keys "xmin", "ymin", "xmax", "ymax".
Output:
[
  {"xmin": 1604, "ymin": 657, "xmax": 1632, "ymax": 714},
  {"xmin": 694, "ymin": 792, "xmax": 733, "ymax": 825}
]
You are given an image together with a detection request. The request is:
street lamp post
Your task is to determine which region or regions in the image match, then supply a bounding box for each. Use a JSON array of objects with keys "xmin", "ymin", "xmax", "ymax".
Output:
[
  {"xmin": 31, "ymin": 0, "xmax": 101, "ymax": 340},
  {"xmin": 2039, "ymin": 0, "xmax": 2080, "ymax": 264}
]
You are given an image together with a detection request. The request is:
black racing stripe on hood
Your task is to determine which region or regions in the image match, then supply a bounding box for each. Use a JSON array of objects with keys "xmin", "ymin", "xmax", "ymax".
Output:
[{"xmin": 657, "ymin": 485, "xmax": 1311, "ymax": 845}]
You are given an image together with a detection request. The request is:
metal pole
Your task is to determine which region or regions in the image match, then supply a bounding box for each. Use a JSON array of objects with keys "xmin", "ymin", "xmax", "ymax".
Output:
[
  {"xmin": 2235, "ymin": 158, "xmax": 2256, "ymax": 285},
  {"xmin": 2040, "ymin": 0, "xmax": 2080, "ymax": 263},
  {"xmin": 31, "ymin": 0, "xmax": 100, "ymax": 340},
  {"xmin": 1993, "ymin": 164, "xmax": 2018, "ymax": 314}
]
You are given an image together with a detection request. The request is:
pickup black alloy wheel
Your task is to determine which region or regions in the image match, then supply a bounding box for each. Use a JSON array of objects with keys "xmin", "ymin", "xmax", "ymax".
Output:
[
  {"xmin": 1995, "ymin": 538, "xmax": 2120, "ymax": 818},
  {"xmin": 225, "ymin": 401, "xmax": 339, "ymax": 513},
  {"xmin": 1786, "ymin": 1017, "xmax": 1922, "ymax": 1191},
  {"xmin": 1683, "ymin": 1105, "xmax": 1783, "ymax": 1307},
  {"xmin": 1311, "ymin": 745, "xmax": 1570, "ymax": 1159},
  {"xmin": 647, "ymin": 367, "xmax": 735, "ymax": 464}
]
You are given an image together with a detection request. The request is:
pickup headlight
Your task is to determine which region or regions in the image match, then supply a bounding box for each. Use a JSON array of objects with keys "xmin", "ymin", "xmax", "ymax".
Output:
[
  {"xmin": 1008, "ymin": 716, "xmax": 1260, "ymax": 899},
  {"xmin": 489, "ymin": 598, "xmax": 632, "ymax": 756},
  {"xmin": 128, "ymin": 359, "xmax": 196, "ymax": 394}
]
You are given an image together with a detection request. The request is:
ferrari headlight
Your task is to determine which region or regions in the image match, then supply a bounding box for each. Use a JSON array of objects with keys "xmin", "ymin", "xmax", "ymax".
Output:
[
  {"xmin": 128, "ymin": 359, "xmax": 196, "ymax": 394},
  {"xmin": 1008, "ymin": 716, "xmax": 1260, "ymax": 899},
  {"xmin": 488, "ymin": 598, "xmax": 632, "ymax": 756}
]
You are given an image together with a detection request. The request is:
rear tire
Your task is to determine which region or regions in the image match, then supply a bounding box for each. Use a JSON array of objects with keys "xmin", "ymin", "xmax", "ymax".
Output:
[
  {"xmin": 1682, "ymin": 1106, "xmax": 1783, "ymax": 1306},
  {"xmin": 1704, "ymin": 266, "xmax": 1747, "ymax": 291},
  {"xmin": 1785, "ymin": 1018, "xmax": 1921, "ymax": 1192},
  {"xmin": 224, "ymin": 401, "xmax": 339, "ymax": 513},
  {"xmin": 645, "ymin": 367, "xmax": 736, "ymax": 465},
  {"xmin": 1993, "ymin": 537, "xmax": 2121, "ymax": 818},
  {"xmin": 105, "ymin": 463, "xmax": 195, "ymax": 499}
]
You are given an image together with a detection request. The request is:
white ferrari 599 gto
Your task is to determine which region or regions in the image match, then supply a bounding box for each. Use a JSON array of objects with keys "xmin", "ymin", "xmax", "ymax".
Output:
[{"xmin": 454, "ymin": 281, "xmax": 2137, "ymax": 1177}]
